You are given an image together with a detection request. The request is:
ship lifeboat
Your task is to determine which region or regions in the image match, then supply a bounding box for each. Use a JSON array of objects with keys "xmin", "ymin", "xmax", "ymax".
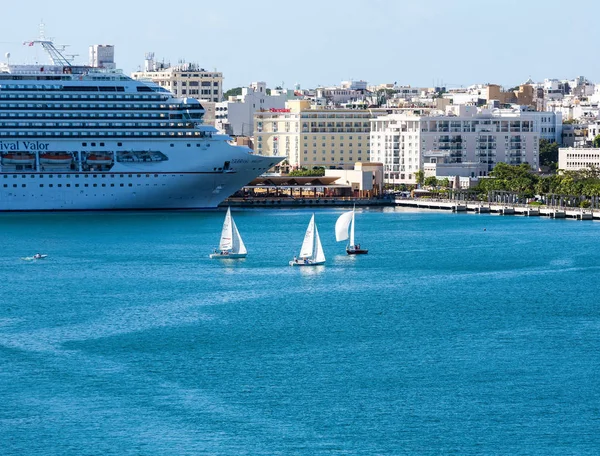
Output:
[
  {"xmin": 86, "ymin": 154, "xmax": 113, "ymax": 165},
  {"xmin": 40, "ymin": 153, "xmax": 73, "ymax": 165},
  {"xmin": 2, "ymin": 153, "xmax": 35, "ymax": 165}
]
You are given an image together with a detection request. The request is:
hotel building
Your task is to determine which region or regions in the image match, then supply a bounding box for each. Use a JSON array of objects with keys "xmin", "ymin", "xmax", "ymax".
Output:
[{"xmin": 254, "ymin": 100, "xmax": 375, "ymax": 170}]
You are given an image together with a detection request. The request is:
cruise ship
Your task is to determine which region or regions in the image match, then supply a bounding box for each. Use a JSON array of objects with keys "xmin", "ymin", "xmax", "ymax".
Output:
[{"xmin": 0, "ymin": 37, "xmax": 283, "ymax": 211}]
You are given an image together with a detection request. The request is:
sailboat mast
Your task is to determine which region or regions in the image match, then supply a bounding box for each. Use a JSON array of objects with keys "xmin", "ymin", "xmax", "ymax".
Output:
[{"xmin": 350, "ymin": 209, "xmax": 355, "ymax": 247}]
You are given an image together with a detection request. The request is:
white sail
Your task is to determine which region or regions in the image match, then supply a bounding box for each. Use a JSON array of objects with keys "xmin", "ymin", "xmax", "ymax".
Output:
[
  {"xmin": 350, "ymin": 209, "xmax": 355, "ymax": 247},
  {"xmin": 314, "ymin": 224, "xmax": 326, "ymax": 263},
  {"xmin": 231, "ymin": 217, "xmax": 247, "ymax": 255},
  {"xmin": 218, "ymin": 207, "xmax": 233, "ymax": 251},
  {"xmin": 299, "ymin": 214, "xmax": 315, "ymax": 258},
  {"xmin": 335, "ymin": 210, "xmax": 353, "ymax": 242}
]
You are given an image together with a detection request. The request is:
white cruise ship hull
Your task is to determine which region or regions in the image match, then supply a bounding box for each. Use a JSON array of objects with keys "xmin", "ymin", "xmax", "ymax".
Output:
[{"xmin": 0, "ymin": 138, "xmax": 281, "ymax": 211}]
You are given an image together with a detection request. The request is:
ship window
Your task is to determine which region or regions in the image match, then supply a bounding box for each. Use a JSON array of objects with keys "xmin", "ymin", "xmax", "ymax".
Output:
[
  {"xmin": 118, "ymin": 142, "xmax": 122, "ymax": 146},
  {"xmin": 49, "ymin": 175, "xmax": 53, "ymax": 178},
  {"xmin": 75, "ymin": 184, "xmax": 79, "ymax": 188},
  {"xmin": 39, "ymin": 184, "xmax": 43, "ymax": 188},
  {"xmin": 84, "ymin": 184, "xmax": 88, "ymax": 187},
  {"xmin": 49, "ymin": 184, "xmax": 53, "ymax": 188},
  {"xmin": 187, "ymin": 144, "xmax": 191, "ymax": 147},
  {"xmin": 82, "ymin": 143, "xmax": 87, "ymax": 146},
  {"xmin": 170, "ymin": 144, "xmax": 174, "ymax": 147},
  {"xmin": 102, "ymin": 184, "xmax": 106, "ymax": 187},
  {"xmin": 22, "ymin": 184, "xmax": 26, "ymax": 187},
  {"xmin": 58, "ymin": 175, "xmax": 62, "ymax": 178},
  {"xmin": 110, "ymin": 184, "xmax": 114, "ymax": 187},
  {"xmin": 66, "ymin": 184, "xmax": 70, "ymax": 187},
  {"xmin": 57, "ymin": 184, "xmax": 62, "ymax": 188},
  {"xmin": 3, "ymin": 184, "xmax": 6, "ymax": 188},
  {"xmin": 100, "ymin": 142, "xmax": 105, "ymax": 146},
  {"xmin": 128, "ymin": 183, "xmax": 132, "ymax": 187},
  {"xmin": 93, "ymin": 184, "xmax": 97, "ymax": 187},
  {"xmin": 120, "ymin": 183, "xmax": 124, "ymax": 187}
]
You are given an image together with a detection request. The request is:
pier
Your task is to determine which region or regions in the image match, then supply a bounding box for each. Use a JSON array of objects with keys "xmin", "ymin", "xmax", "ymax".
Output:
[{"xmin": 393, "ymin": 197, "xmax": 599, "ymax": 220}]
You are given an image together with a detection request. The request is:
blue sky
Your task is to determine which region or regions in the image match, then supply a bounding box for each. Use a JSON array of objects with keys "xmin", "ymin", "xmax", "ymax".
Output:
[{"xmin": 2, "ymin": 0, "xmax": 599, "ymax": 90}]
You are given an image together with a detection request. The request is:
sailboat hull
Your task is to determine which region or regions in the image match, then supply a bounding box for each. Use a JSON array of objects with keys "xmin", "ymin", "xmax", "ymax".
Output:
[
  {"xmin": 289, "ymin": 259, "xmax": 325, "ymax": 266},
  {"xmin": 209, "ymin": 252, "xmax": 247, "ymax": 259},
  {"xmin": 346, "ymin": 248, "xmax": 368, "ymax": 255}
]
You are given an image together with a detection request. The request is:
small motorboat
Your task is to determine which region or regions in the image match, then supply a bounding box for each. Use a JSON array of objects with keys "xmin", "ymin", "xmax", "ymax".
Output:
[{"xmin": 21, "ymin": 253, "xmax": 48, "ymax": 261}]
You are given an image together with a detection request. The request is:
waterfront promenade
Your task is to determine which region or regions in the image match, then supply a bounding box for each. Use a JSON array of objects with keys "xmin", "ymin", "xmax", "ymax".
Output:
[{"xmin": 223, "ymin": 196, "xmax": 390, "ymax": 207}]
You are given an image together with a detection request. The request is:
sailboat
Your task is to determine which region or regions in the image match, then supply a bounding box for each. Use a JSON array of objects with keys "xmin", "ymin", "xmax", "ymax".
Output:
[
  {"xmin": 289, "ymin": 214, "xmax": 326, "ymax": 266},
  {"xmin": 209, "ymin": 207, "xmax": 247, "ymax": 259},
  {"xmin": 335, "ymin": 207, "xmax": 368, "ymax": 255}
]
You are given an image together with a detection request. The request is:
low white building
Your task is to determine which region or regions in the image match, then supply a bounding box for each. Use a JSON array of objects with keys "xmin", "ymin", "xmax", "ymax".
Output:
[
  {"xmin": 559, "ymin": 147, "xmax": 600, "ymax": 171},
  {"xmin": 324, "ymin": 162, "xmax": 383, "ymax": 195}
]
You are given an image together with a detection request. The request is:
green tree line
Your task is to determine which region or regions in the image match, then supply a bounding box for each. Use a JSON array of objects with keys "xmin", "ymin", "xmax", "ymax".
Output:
[{"xmin": 475, "ymin": 162, "xmax": 600, "ymax": 198}]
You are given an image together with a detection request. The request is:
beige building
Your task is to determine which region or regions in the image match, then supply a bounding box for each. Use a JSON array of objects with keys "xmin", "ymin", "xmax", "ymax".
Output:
[
  {"xmin": 254, "ymin": 100, "xmax": 376, "ymax": 171},
  {"xmin": 485, "ymin": 84, "xmax": 535, "ymax": 107},
  {"xmin": 131, "ymin": 53, "xmax": 223, "ymax": 102},
  {"xmin": 325, "ymin": 162, "xmax": 384, "ymax": 196}
]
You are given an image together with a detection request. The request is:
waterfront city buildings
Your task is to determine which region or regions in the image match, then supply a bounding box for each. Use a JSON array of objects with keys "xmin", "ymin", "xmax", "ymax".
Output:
[{"xmin": 370, "ymin": 105, "xmax": 561, "ymax": 185}]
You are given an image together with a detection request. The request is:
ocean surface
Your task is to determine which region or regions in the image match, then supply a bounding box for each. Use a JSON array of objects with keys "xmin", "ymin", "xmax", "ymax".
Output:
[{"xmin": 1, "ymin": 207, "xmax": 599, "ymax": 455}]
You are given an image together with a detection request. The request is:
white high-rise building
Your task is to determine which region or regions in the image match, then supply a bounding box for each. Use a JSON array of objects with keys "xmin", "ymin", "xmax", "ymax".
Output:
[{"xmin": 370, "ymin": 105, "xmax": 559, "ymax": 184}]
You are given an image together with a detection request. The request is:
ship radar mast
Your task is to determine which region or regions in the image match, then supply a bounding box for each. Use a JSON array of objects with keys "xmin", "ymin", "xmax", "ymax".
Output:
[{"xmin": 24, "ymin": 22, "xmax": 73, "ymax": 67}]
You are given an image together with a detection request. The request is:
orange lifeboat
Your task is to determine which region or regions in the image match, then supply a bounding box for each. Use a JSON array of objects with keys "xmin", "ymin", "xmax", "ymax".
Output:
[
  {"xmin": 40, "ymin": 153, "xmax": 72, "ymax": 165},
  {"xmin": 86, "ymin": 154, "xmax": 113, "ymax": 165},
  {"xmin": 2, "ymin": 153, "xmax": 35, "ymax": 165}
]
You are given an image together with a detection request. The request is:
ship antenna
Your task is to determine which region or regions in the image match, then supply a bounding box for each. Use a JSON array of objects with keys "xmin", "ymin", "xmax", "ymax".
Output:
[{"xmin": 24, "ymin": 20, "xmax": 73, "ymax": 67}]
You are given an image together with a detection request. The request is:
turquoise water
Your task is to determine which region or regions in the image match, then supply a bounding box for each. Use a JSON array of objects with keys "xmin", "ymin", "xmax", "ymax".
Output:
[{"xmin": 1, "ymin": 208, "xmax": 599, "ymax": 455}]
